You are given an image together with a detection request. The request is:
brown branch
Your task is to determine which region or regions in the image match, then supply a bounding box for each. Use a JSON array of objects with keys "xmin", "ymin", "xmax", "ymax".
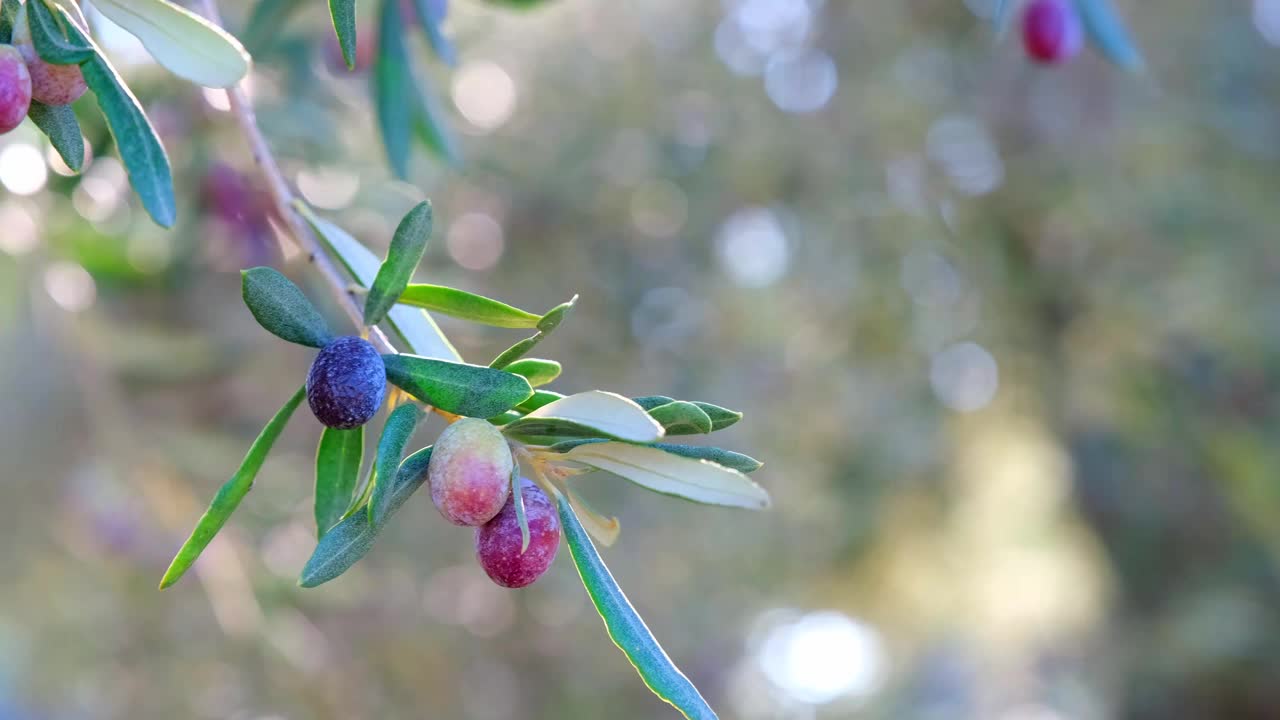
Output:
[{"xmin": 194, "ymin": 0, "xmax": 395, "ymax": 354}]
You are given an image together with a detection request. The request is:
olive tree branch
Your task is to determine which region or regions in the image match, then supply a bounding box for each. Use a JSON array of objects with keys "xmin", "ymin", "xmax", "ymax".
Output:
[{"xmin": 194, "ymin": 0, "xmax": 395, "ymax": 354}]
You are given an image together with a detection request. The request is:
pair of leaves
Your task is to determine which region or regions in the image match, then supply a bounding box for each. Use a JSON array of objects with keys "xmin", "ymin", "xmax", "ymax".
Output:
[
  {"xmin": 384, "ymin": 353, "xmax": 532, "ymax": 418},
  {"xmin": 160, "ymin": 386, "xmax": 306, "ymax": 588},
  {"xmin": 634, "ymin": 396, "xmax": 742, "ymax": 435},
  {"xmin": 374, "ymin": 0, "xmax": 459, "ymax": 178},
  {"xmin": 297, "ymin": 202, "xmax": 462, "ymax": 361},
  {"xmin": 489, "ymin": 296, "xmax": 579, "ymax": 369},
  {"xmin": 301, "ymin": 445, "xmax": 434, "ymax": 587}
]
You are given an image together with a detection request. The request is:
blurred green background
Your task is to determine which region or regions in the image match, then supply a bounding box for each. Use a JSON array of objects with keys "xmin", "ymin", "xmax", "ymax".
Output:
[{"xmin": 3, "ymin": 0, "xmax": 1280, "ymax": 717}]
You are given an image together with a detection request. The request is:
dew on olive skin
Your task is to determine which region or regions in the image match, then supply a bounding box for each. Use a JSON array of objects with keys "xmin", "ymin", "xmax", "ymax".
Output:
[
  {"xmin": 306, "ymin": 336, "xmax": 387, "ymax": 429},
  {"xmin": 428, "ymin": 418, "xmax": 513, "ymax": 526},
  {"xmin": 475, "ymin": 479, "xmax": 560, "ymax": 589}
]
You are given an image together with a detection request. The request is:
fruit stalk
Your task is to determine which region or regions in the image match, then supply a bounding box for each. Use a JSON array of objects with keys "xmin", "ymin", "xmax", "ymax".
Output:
[{"xmin": 194, "ymin": 0, "xmax": 396, "ymax": 354}]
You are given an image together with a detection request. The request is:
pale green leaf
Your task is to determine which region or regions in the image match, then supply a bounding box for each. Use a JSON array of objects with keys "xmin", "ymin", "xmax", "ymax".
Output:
[
  {"xmin": 92, "ymin": 0, "xmax": 251, "ymax": 88},
  {"xmin": 510, "ymin": 391, "xmax": 662, "ymax": 444},
  {"xmin": 564, "ymin": 441, "xmax": 769, "ymax": 510}
]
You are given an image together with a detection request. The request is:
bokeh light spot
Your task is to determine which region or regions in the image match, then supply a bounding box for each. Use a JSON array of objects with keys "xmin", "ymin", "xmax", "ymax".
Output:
[
  {"xmin": 452, "ymin": 61, "xmax": 517, "ymax": 132},
  {"xmin": 0, "ymin": 144, "xmax": 49, "ymax": 195},
  {"xmin": 757, "ymin": 611, "xmax": 887, "ymax": 705},
  {"xmin": 447, "ymin": 212, "xmax": 505, "ymax": 271},
  {"xmin": 716, "ymin": 206, "xmax": 791, "ymax": 288},
  {"xmin": 930, "ymin": 341, "xmax": 999, "ymax": 412}
]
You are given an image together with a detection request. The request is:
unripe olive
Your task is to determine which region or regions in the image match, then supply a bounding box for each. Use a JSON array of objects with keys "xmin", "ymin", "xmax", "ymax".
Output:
[
  {"xmin": 475, "ymin": 478, "xmax": 560, "ymax": 588},
  {"xmin": 13, "ymin": 4, "xmax": 87, "ymax": 106},
  {"xmin": 1021, "ymin": 0, "xmax": 1083, "ymax": 65},
  {"xmin": 428, "ymin": 417, "xmax": 513, "ymax": 526},
  {"xmin": 306, "ymin": 336, "xmax": 387, "ymax": 429},
  {"xmin": 0, "ymin": 45, "xmax": 31, "ymax": 134}
]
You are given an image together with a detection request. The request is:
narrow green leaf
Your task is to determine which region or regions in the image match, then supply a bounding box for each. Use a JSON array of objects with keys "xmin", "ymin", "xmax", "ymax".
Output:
[
  {"xmin": 407, "ymin": 0, "xmax": 455, "ymax": 65},
  {"xmin": 564, "ymin": 441, "xmax": 769, "ymax": 510},
  {"xmin": 504, "ymin": 391, "xmax": 662, "ymax": 444},
  {"xmin": 549, "ymin": 439, "xmax": 763, "ymax": 475},
  {"xmin": 632, "ymin": 395, "xmax": 674, "ymax": 411},
  {"xmin": 384, "ymin": 353, "xmax": 533, "ymax": 417},
  {"xmin": 1076, "ymin": 0, "xmax": 1143, "ymax": 71},
  {"xmin": 328, "ymin": 0, "xmax": 356, "ymax": 69},
  {"xmin": 693, "ymin": 402, "xmax": 742, "ymax": 432},
  {"xmin": 510, "ymin": 464, "xmax": 529, "ymax": 552},
  {"xmin": 648, "ymin": 401, "xmax": 712, "ymax": 435},
  {"xmin": 299, "ymin": 446, "xmax": 433, "ymax": 587},
  {"xmin": 159, "ymin": 386, "xmax": 305, "ymax": 589},
  {"xmin": 536, "ymin": 295, "xmax": 578, "ymax": 333},
  {"xmin": 413, "ymin": 78, "xmax": 462, "ymax": 167},
  {"xmin": 396, "ymin": 284, "xmax": 542, "ymax": 329},
  {"xmin": 296, "ymin": 203, "xmax": 461, "ymax": 361},
  {"xmin": 503, "ymin": 358, "xmax": 561, "ymax": 388},
  {"xmin": 241, "ymin": 266, "xmax": 333, "ymax": 348},
  {"xmin": 91, "ymin": 0, "xmax": 252, "ymax": 87},
  {"xmin": 63, "ymin": 19, "xmax": 175, "ymax": 227},
  {"xmin": 27, "ymin": 101, "xmax": 84, "ymax": 172},
  {"xmin": 517, "ymin": 389, "xmax": 564, "ymax": 413},
  {"xmin": 489, "ymin": 333, "xmax": 543, "ymax": 370},
  {"xmin": 365, "ymin": 201, "xmax": 433, "ymax": 327},
  {"xmin": 557, "ymin": 494, "xmax": 717, "ymax": 720},
  {"xmin": 488, "ymin": 410, "xmax": 522, "ymax": 425},
  {"xmin": 315, "ymin": 426, "xmax": 363, "ymax": 538},
  {"xmin": 374, "ymin": 0, "xmax": 412, "ymax": 178},
  {"xmin": 26, "ymin": 0, "xmax": 94, "ymax": 65},
  {"xmin": 368, "ymin": 403, "xmax": 423, "ymax": 527},
  {"xmin": 0, "ymin": 0, "xmax": 18, "ymax": 44}
]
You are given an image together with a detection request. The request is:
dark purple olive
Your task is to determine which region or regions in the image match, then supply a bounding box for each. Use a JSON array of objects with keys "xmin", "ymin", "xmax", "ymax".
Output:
[
  {"xmin": 306, "ymin": 336, "xmax": 387, "ymax": 429},
  {"xmin": 475, "ymin": 479, "xmax": 560, "ymax": 588}
]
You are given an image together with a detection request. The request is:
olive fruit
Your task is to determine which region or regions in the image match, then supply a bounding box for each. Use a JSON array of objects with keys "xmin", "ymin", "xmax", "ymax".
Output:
[
  {"xmin": 427, "ymin": 417, "xmax": 513, "ymax": 526},
  {"xmin": 1021, "ymin": 0, "xmax": 1083, "ymax": 65},
  {"xmin": 0, "ymin": 45, "xmax": 31, "ymax": 134},
  {"xmin": 475, "ymin": 479, "xmax": 560, "ymax": 588},
  {"xmin": 13, "ymin": 4, "xmax": 87, "ymax": 106},
  {"xmin": 306, "ymin": 336, "xmax": 387, "ymax": 429}
]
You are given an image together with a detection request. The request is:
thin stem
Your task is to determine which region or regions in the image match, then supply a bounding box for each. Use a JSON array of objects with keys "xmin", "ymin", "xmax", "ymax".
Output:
[{"xmin": 195, "ymin": 0, "xmax": 395, "ymax": 354}]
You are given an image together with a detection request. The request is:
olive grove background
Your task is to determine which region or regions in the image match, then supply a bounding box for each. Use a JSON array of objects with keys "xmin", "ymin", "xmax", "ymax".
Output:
[{"xmin": 2, "ymin": 0, "xmax": 1280, "ymax": 718}]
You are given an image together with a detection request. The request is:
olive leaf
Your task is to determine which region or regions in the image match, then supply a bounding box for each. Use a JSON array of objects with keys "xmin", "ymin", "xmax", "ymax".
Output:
[
  {"xmin": 516, "ymin": 389, "xmax": 564, "ymax": 413},
  {"xmin": 296, "ymin": 202, "xmax": 462, "ymax": 361},
  {"xmin": 0, "ymin": 0, "xmax": 18, "ymax": 43},
  {"xmin": 503, "ymin": 358, "xmax": 561, "ymax": 388},
  {"xmin": 396, "ymin": 284, "xmax": 542, "ymax": 329},
  {"xmin": 92, "ymin": 0, "xmax": 251, "ymax": 87},
  {"xmin": 536, "ymin": 295, "xmax": 578, "ymax": 333},
  {"xmin": 365, "ymin": 201, "xmax": 433, "ymax": 327},
  {"xmin": 413, "ymin": 77, "xmax": 461, "ymax": 168},
  {"xmin": 510, "ymin": 464, "xmax": 529, "ymax": 552},
  {"xmin": 692, "ymin": 402, "xmax": 742, "ymax": 432},
  {"xmin": 159, "ymin": 386, "xmax": 306, "ymax": 589},
  {"xmin": 368, "ymin": 403, "xmax": 423, "ymax": 528},
  {"xmin": 299, "ymin": 446, "xmax": 433, "ymax": 588},
  {"xmin": 991, "ymin": 0, "xmax": 1014, "ymax": 35},
  {"xmin": 383, "ymin": 353, "xmax": 533, "ymax": 417},
  {"xmin": 240, "ymin": 267, "xmax": 333, "ymax": 348},
  {"xmin": 1077, "ymin": 0, "xmax": 1143, "ymax": 71},
  {"xmin": 27, "ymin": 101, "xmax": 84, "ymax": 173},
  {"xmin": 565, "ymin": 484, "xmax": 620, "ymax": 546},
  {"xmin": 562, "ymin": 441, "xmax": 769, "ymax": 510},
  {"xmin": 25, "ymin": 0, "xmax": 94, "ymax": 65},
  {"xmin": 632, "ymin": 395, "xmax": 673, "ymax": 411},
  {"xmin": 327, "ymin": 0, "xmax": 356, "ymax": 69},
  {"xmin": 648, "ymin": 401, "xmax": 712, "ymax": 435},
  {"xmin": 549, "ymin": 439, "xmax": 763, "ymax": 475},
  {"xmin": 406, "ymin": 0, "xmax": 455, "ymax": 65},
  {"xmin": 374, "ymin": 0, "xmax": 412, "ymax": 178},
  {"xmin": 61, "ymin": 17, "xmax": 176, "ymax": 227},
  {"xmin": 557, "ymin": 494, "xmax": 716, "ymax": 720},
  {"xmin": 315, "ymin": 426, "xmax": 363, "ymax": 538},
  {"xmin": 503, "ymin": 391, "xmax": 663, "ymax": 444}
]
